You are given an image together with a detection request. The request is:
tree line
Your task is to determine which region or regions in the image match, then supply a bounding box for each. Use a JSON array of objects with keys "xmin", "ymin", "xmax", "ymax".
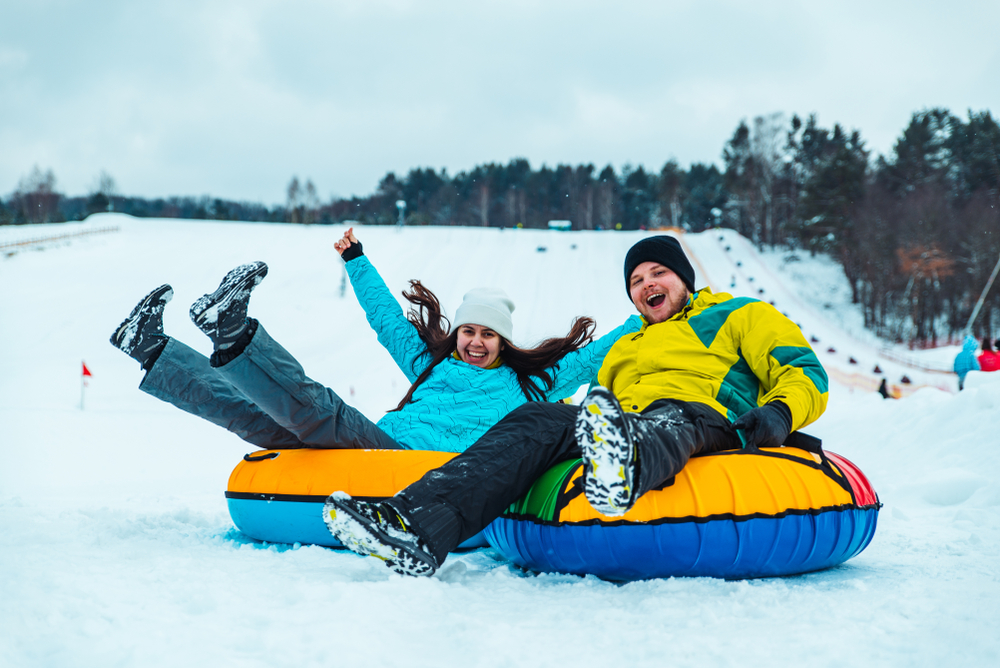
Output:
[
  {"xmin": 0, "ymin": 169, "xmax": 288, "ymax": 225},
  {"xmin": 719, "ymin": 109, "xmax": 1000, "ymax": 347},
  {"xmin": 3, "ymin": 108, "xmax": 998, "ymax": 345}
]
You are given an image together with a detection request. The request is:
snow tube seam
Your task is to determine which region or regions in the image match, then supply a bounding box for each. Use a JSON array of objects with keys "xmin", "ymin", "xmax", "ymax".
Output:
[
  {"xmin": 226, "ymin": 491, "xmax": 394, "ymax": 504},
  {"xmin": 498, "ymin": 502, "xmax": 880, "ymax": 528}
]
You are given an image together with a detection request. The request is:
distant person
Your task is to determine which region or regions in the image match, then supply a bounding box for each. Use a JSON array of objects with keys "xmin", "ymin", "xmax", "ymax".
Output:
[
  {"xmin": 953, "ymin": 335, "xmax": 980, "ymax": 391},
  {"xmin": 110, "ymin": 228, "xmax": 640, "ymax": 452},
  {"xmin": 878, "ymin": 378, "xmax": 892, "ymax": 399},
  {"xmin": 977, "ymin": 338, "xmax": 1000, "ymax": 373},
  {"xmin": 324, "ymin": 235, "xmax": 829, "ymax": 576}
]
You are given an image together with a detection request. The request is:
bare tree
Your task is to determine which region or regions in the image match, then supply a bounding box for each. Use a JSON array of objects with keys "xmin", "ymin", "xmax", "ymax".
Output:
[
  {"xmin": 95, "ymin": 170, "xmax": 117, "ymax": 198},
  {"xmin": 477, "ymin": 183, "xmax": 490, "ymax": 227},
  {"xmin": 595, "ymin": 166, "xmax": 618, "ymax": 230},
  {"xmin": 303, "ymin": 179, "xmax": 319, "ymax": 224},
  {"xmin": 751, "ymin": 113, "xmax": 785, "ymax": 245},
  {"xmin": 286, "ymin": 176, "xmax": 302, "ymax": 223},
  {"xmin": 87, "ymin": 170, "xmax": 118, "ymax": 214},
  {"xmin": 14, "ymin": 166, "xmax": 61, "ymax": 223},
  {"xmin": 504, "ymin": 187, "xmax": 518, "ymax": 227},
  {"xmin": 658, "ymin": 160, "xmax": 684, "ymax": 228},
  {"xmin": 724, "ymin": 114, "xmax": 787, "ymax": 246}
]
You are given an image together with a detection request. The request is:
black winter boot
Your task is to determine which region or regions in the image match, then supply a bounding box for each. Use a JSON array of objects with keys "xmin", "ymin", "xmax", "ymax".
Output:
[
  {"xmin": 110, "ymin": 284, "xmax": 173, "ymax": 369},
  {"xmin": 189, "ymin": 261, "xmax": 267, "ymax": 350},
  {"xmin": 576, "ymin": 386, "xmax": 638, "ymax": 517},
  {"xmin": 323, "ymin": 493, "xmax": 439, "ymax": 577}
]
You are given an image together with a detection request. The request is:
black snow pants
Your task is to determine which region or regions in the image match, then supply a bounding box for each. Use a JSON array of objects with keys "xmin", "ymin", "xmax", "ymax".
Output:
[{"xmin": 391, "ymin": 398, "xmax": 742, "ymax": 564}]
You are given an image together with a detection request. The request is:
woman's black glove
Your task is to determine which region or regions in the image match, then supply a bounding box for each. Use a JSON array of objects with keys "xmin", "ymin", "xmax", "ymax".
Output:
[
  {"xmin": 733, "ymin": 401, "xmax": 792, "ymax": 449},
  {"xmin": 340, "ymin": 240, "xmax": 364, "ymax": 262}
]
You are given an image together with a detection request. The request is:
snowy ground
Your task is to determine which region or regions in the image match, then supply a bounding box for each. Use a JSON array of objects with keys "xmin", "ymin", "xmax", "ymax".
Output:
[{"xmin": 1, "ymin": 215, "xmax": 998, "ymax": 667}]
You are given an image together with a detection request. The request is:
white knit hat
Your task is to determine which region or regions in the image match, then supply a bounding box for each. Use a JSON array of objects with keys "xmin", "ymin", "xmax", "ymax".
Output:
[{"xmin": 452, "ymin": 288, "xmax": 515, "ymax": 341}]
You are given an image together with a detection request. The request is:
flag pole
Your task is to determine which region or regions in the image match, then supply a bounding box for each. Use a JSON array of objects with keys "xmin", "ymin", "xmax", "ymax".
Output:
[
  {"xmin": 964, "ymin": 251, "xmax": 1000, "ymax": 335},
  {"xmin": 80, "ymin": 360, "xmax": 91, "ymax": 410}
]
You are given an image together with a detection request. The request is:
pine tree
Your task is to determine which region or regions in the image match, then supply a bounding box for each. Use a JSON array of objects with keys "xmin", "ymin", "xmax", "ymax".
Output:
[
  {"xmin": 621, "ymin": 165, "xmax": 655, "ymax": 230},
  {"xmin": 683, "ymin": 163, "xmax": 726, "ymax": 231}
]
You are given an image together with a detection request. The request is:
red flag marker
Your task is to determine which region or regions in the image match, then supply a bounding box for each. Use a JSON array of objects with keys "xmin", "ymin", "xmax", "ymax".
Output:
[{"xmin": 81, "ymin": 361, "xmax": 92, "ymax": 409}]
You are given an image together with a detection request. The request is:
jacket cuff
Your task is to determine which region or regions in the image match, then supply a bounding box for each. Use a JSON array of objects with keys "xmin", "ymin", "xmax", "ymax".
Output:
[
  {"xmin": 341, "ymin": 241, "xmax": 364, "ymax": 262},
  {"xmin": 210, "ymin": 319, "xmax": 258, "ymax": 368}
]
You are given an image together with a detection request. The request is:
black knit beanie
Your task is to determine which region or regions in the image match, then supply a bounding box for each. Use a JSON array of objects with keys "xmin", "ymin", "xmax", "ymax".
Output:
[{"xmin": 623, "ymin": 236, "xmax": 696, "ymax": 296}]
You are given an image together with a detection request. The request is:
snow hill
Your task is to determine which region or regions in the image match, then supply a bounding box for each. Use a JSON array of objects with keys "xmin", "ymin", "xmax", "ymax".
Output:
[{"xmin": 1, "ymin": 214, "xmax": 998, "ymax": 668}]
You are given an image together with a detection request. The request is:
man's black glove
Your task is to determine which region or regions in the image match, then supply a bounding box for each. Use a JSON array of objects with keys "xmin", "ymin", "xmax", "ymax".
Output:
[
  {"xmin": 341, "ymin": 240, "xmax": 364, "ymax": 262},
  {"xmin": 733, "ymin": 401, "xmax": 792, "ymax": 449}
]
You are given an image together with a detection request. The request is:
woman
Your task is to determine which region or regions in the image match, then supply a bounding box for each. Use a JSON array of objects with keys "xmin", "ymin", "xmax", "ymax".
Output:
[{"xmin": 110, "ymin": 228, "xmax": 640, "ymax": 452}]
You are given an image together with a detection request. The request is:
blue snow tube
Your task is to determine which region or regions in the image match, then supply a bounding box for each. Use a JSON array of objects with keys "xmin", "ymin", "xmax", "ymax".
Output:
[{"xmin": 483, "ymin": 447, "xmax": 880, "ymax": 580}]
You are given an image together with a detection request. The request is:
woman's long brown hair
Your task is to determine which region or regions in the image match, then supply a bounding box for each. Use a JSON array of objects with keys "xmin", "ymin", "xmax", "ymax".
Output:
[{"xmin": 390, "ymin": 279, "xmax": 596, "ymax": 411}]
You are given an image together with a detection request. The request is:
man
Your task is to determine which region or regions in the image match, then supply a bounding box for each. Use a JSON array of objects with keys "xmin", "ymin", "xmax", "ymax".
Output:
[{"xmin": 324, "ymin": 236, "xmax": 829, "ymax": 576}]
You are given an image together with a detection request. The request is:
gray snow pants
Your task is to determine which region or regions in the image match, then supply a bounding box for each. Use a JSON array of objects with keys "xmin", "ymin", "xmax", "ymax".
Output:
[{"xmin": 140, "ymin": 324, "xmax": 402, "ymax": 450}]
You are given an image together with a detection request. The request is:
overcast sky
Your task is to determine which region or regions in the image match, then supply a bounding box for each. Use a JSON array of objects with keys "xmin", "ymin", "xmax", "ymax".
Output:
[{"xmin": 2, "ymin": 0, "xmax": 999, "ymax": 205}]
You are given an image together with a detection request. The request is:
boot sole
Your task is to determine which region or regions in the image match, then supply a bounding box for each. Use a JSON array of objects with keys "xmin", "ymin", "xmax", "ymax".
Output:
[
  {"xmin": 323, "ymin": 494, "xmax": 437, "ymax": 577},
  {"xmin": 111, "ymin": 284, "xmax": 173, "ymax": 351},
  {"xmin": 577, "ymin": 387, "xmax": 635, "ymax": 517},
  {"xmin": 189, "ymin": 262, "xmax": 267, "ymax": 334}
]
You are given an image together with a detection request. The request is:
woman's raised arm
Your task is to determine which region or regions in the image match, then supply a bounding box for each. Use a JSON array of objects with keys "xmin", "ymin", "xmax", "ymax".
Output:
[{"xmin": 339, "ymin": 228, "xmax": 429, "ymax": 382}]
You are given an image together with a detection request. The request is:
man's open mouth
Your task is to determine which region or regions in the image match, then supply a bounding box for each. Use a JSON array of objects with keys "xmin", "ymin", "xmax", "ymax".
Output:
[{"xmin": 646, "ymin": 293, "xmax": 666, "ymax": 308}]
